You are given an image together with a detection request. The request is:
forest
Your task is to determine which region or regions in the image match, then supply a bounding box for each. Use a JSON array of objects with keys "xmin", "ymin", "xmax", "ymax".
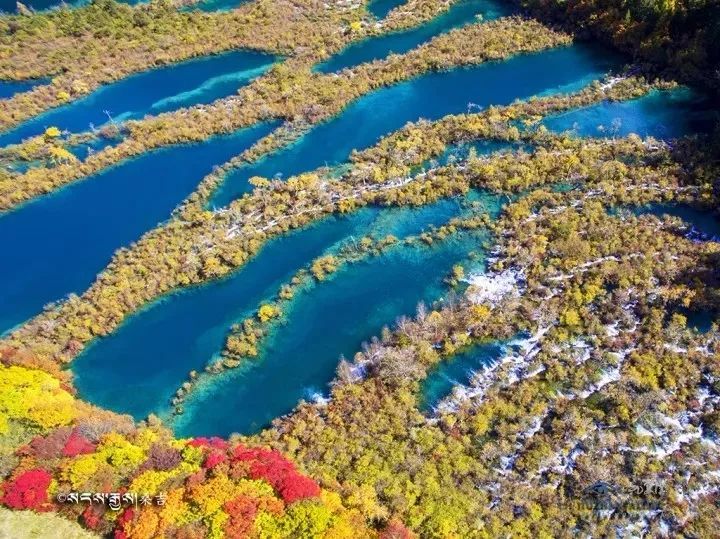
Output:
[
  {"xmin": 515, "ymin": 0, "xmax": 720, "ymax": 91},
  {"xmin": 0, "ymin": 0, "xmax": 718, "ymax": 537}
]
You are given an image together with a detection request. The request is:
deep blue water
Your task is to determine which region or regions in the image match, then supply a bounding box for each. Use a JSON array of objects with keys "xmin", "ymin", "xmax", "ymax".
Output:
[
  {"xmin": 419, "ymin": 341, "xmax": 505, "ymax": 410},
  {"xmin": 543, "ymin": 88, "xmax": 715, "ymax": 139},
  {"xmin": 174, "ymin": 229, "xmax": 489, "ymax": 437},
  {"xmin": 212, "ymin": 44, "xmax": 623, "ymax": 207},
  {"xmin": 680, "ymin": 308, "xmax": 715, "ymax": 333},
  {"xmin": 633, "ymin": 202, "xmax": 720, "ymax": 240},
  {"xmin": 73, "ymin": 199, "xmax": 470, "ymax": 420},
  {"xmin": 0, "ymin": 78, "xmax": 48, "ymax": 99},
  {"xmin": 368, "ymin": 0, "xmax": 405, "ymax": 19},
  {"xmin": 0, "ymin": 49, "xmax": 274, "ymax": 146},
  {"xmin": 0, "ymin": 0, "xmax": 65, "ymax": 12},
  {"xmin": 0, "ymin": 122, "xmax": 275, "ymax": 334},
  {"xmin": 316, "ymin": 0, "xmax": 511, "ymax": 74}
]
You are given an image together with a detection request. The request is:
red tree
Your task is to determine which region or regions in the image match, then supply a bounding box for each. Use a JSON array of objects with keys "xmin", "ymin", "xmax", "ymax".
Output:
[
  {"xmin": 188, "ymin": 437, "xmax": 228, "ymax": 450},
  {"xmin": 379, "ymin": 518, "xmax": 415, "ymax": 539},
  {"xmin": 114, "ymin": 507, "xmax": 134, "ymax": 539},
  {"xmin": 1, "ymin": 468, "xmax": 53, "ymax": 511},
  {"xmin": 63, "ymin": 429, "xmax": 95, "ymax": 457},
  {"xmin": 203, "ymin": 450, "xmax": 227, "ymax": 470},
  {"xmin": 82, "ymin": 506, "xmax": 103, "ymax": 530},
  {"xmin": 232, "ymin": 446, "xmax": 320, "ymax": 503}
]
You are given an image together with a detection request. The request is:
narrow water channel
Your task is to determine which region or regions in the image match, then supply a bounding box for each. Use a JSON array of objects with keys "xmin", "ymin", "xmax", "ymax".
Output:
[
  {"xmin": 0, "ymin": 78, "xmax": 48, "ymax": 99},
  {"xmin": 212, "ymin": 43, "xmax": 622, "ymax": 207},
  {"xmin": 543, "ymin": 87, "xmax": 715, "ymax": 139},
  {"xmin": 0, "ymin": 49, "xmax": 275, "ymax": 146},
  {"xmin": 72, "ymin": 198, "xmax": 474, "ymax": 420},
  {"xmin": 630, "ymin": 202, "xmax": 720, "ymax": 240},
  {"xmin": 419, "ymin": 341, "xmax": 505, "ymax": 411},
  {"xmin": 173, "ymin": 228, "xmax": 491, "ymax": 437},
  {"xmin": 367, "ymin": 0, "xmax": 406, "ymax": 19},
  {"xmin": 316, "ymin": 0, "xmax": 511, "ymax": 74},
  {"xmin": 0, "ymin": 122, "xmax": 276, "ymax": 334}
]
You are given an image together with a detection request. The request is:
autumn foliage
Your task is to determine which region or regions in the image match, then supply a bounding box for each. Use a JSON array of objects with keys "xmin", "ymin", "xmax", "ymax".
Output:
[
  {"xmin": 232, "ymin": 446, "xmax": 321, "ymax": 503},
  {"xmin": 63, "ymin": 429, "xmax": 96, "ymax": 457},
  {"xmin": 0, "ymin": 362, "xmax": 376, "ymax": 537},
  {"xmin": 1, "ymin": 469, "xmax": 53, "ymax": 511}
]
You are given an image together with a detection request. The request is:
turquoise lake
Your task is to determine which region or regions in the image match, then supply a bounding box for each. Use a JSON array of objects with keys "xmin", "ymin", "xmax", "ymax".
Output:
[
  {"xmin": 185, "ymin": 0, "xmax": 246, "ymax": 12},
  {"xmin": 419, "ymin": 341, "xmax": 505, "ymax": 411},
  {"xmin": 1, "ymin": 0, "xmax": 714, "ymax": 439},
  {"xmin": 543, "ymin": 88, "xmax": 715, "ymax": 139},
  {"xmin": 211, "ymin": 44, "xmax": 622, "ymax": 207},
  {"xmin": 0, "ymin": 78, "xmax": 47, "ymax": 99},
  {"xmin": 367, "ymin": 0, "xmax": 405, "ymax": 19},
  {"xmin": 316, "ymin": 0, "xmax": 511, "ymax": 74},
  {"xmin": 73, "ymin": 199, "xmax": 472, "ymax": 421},
  {"xmin": 2, "ymin": 32, "xmax": 624, "ymax": 337},
  {"xmin": 0, "ymin": 0, "xmax": 64, "ymax": 11},
  {"xmin": 0, "ymin": 49, "xmax": 274, "ymax": 146},
  {"xmin": 631, "ymin": 202, "xmax": 720, "ymax": 240},
  {"xmin": 0, "ymin": 122, "xmax": 276, "ymax": 335},
  {"xmin": 173, "ymin": 228, "xmax": 490, "ymax": 437}
]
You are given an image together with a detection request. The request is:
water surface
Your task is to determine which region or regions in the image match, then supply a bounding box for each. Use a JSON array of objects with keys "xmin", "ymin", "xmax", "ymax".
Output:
[
  {"xmin": 680, "ymin": 308, "xmax": 715, "ymax": 333},
  {"xmin": 368, "ymin": 0, "xmax": 406, "ymax": 19},
  {"xmin": 0, "ymin": 78, "xmax": 47, "ymax": 99},
  {"xmin": 73, "ymin": 199, "xmax": 470, "ymax": 420},
  {"xmin": 187, "ymin": 0, "xmax": 247, "ymax": 12},
  {"xmin": 175, "ymin": 229, "xmax": 490, "ymax": 436},
  {"xmin": 420, "ymin": 341, "xmax": 505, "ymax": 410},
  {"xmin": 316, "ymin": 0, "xmax": 510, "ymax": 74},
  {"xmin": 632, "ymin": 202, "xmax": 720, "ymax": 240},
  {"xmin": 543, "ymin": 88, "xmax": 715, "ymax": 139},
  {"xmin": 0, "ymin": 0, "xmax": 65, "ymax": 11},
  {"xmin": 0, "ymin": 49, "xmax": 274, "ymax": 146},
  {"xmin": 212, "ymin": 44, "xmax": 622, "ymax": 206},
  {"xmin": 0, "ymin": 122, "xmax": 275, "ymax": 334}
]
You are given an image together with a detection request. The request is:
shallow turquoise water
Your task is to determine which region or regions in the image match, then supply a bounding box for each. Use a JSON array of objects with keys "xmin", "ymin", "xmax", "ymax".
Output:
[
  {"xmin": 316, "ymin": 0, "xmax": 510, "ymax": 74},
  {"xmin": 186, "ymin": 0, "xmax": 246, "ymax": 12},
  {"xmin": 419, "ymin": 341, "xmax": 505, "ymax": 410},
  {"xmin": 543, "ymin": 88, "xmax": 715, "ymax": 139},
  {"xmin": 3, "ymin": 2, "xmax": 713, "ymax": 439},
  {"xmin": 174, "ymin": 228, "xmax": 489, "ymax": 437},
  {"xmin": 73, "ymin": 199, "xmax": 470, "ymax": 420},
  {"xmin": 212, "ymin": 44, "xmax": 622, "ymax": 207},
  {"xmin": 0, "ymin": 122, "xmax": 276, "ymax": 335},
  {"xmin": 0, "ymin": 49, "xmax": 274, "ymax": 146}
]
